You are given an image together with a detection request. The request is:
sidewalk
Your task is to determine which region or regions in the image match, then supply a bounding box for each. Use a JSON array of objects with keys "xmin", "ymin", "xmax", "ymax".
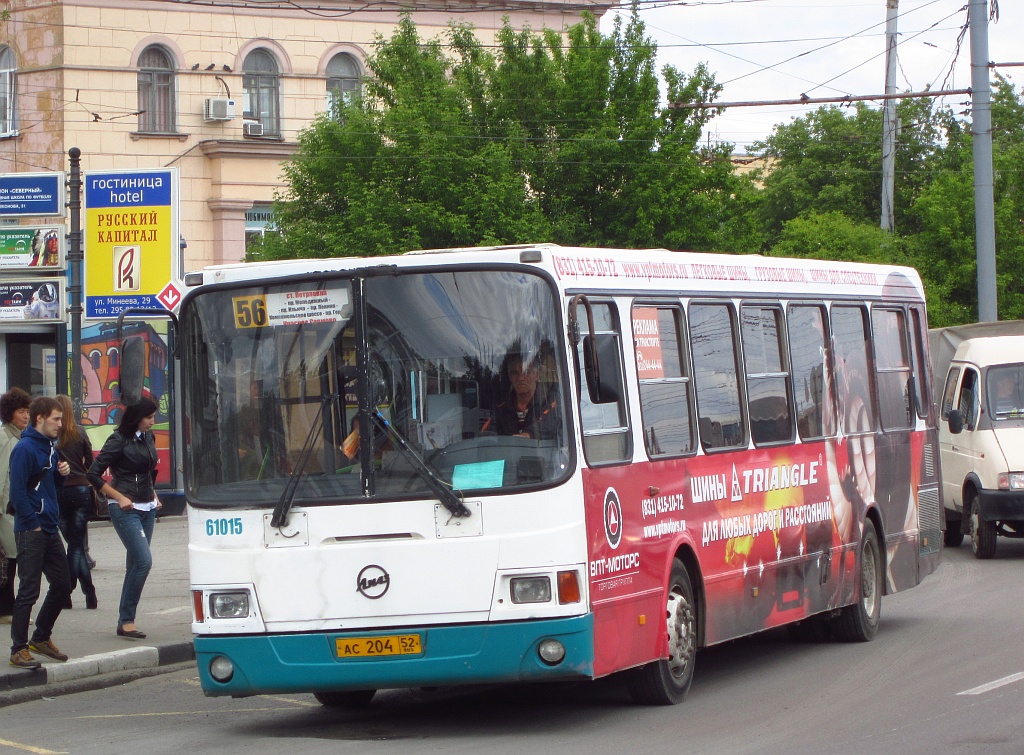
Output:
[{"xmin": 0, "ymin": 513, "xmax": 194, "ymax": 694}]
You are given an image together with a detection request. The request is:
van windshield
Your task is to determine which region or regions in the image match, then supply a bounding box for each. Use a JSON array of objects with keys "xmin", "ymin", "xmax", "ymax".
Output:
[{"xmin": 986, "ymin": 365, "xmax": 1024, "ymax": 420}]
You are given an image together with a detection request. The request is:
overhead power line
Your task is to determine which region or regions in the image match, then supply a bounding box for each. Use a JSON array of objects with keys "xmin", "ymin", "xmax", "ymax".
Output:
[{"xmin": 670, "ymin": 87, "xmax": 972, "ymax": 110}]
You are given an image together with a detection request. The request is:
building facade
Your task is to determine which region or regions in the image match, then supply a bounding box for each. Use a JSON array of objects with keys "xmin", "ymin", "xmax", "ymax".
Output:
[{"xmin": 0, "ymin": 0, "xmax": 608, "ymax": 400}]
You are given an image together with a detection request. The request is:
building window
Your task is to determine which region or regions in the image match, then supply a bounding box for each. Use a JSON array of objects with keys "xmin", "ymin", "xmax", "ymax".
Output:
[
  {"xmin": 326, "ymin": 52, "xmax": 360, "ymax": 112},
  {"xmin": 137, "ymin": 45, "xmax": 176, "ymax": 133},
  {"xmin": 0, "ymin": 47, "xmax": 16, "ymax": 136},
  {"xmin": 243, "ymin": 49, "xmax": 280, "ymax": 137}
]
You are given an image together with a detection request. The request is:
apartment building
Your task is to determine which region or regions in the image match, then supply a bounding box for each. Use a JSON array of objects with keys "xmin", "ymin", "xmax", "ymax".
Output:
[{"xmin": 0, "ymin": 0, "xmax": 608, "ymax": 402}]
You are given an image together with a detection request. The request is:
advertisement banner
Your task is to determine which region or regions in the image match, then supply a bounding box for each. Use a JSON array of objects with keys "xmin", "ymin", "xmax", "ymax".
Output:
[
  {"xmin": 0, "ymin": 225, "xmax": 65, "ymax": 270},
  {"xmin": 84, "ymin": 168, "xmax": 179, "ymax": 320},
  {"xmin": 0, "ymin": 279, "xmax": 65, "ymax": 321},
  {"xmin": 0, "ymin": 172, "xmax": 65, "ymax": 217}
]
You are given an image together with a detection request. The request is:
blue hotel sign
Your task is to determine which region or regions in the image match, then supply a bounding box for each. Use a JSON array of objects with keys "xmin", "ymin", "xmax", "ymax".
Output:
[{"xmin": 0, "ymin": 172, "xmax": 65, "ymax": 217}]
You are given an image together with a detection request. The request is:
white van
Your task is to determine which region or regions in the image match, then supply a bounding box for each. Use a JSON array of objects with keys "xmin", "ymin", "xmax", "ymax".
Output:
[{"xmin": 931, "ymin": 321, "xmax": 1024, "ymax": 558}]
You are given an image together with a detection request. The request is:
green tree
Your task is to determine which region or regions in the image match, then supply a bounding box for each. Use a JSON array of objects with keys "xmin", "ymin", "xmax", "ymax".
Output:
[{"xmin": 254, "ymin": 9, "xmax": 740, "ymax": 260}]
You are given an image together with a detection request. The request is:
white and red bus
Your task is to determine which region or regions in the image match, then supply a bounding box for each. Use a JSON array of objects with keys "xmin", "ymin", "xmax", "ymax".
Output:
[{"xmin": 170, "ymin": 244, "xmax": 941, "ymax": 706}]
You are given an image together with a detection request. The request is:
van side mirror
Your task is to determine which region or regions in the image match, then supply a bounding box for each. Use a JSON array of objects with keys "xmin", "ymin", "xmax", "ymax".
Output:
[{"xmin": 947, "ymin": 409, "xmax": 964, "ymax": 434}]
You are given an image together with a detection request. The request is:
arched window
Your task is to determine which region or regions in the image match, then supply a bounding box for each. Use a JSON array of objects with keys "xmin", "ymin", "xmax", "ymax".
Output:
[
  {"xmin": 0, "ymin": 46, "xmax": 17, "ymax": 136},
  {"xmin": 89, "ymin": 350, "xmax": 102, "ymax": 370},
  {"xmin": 326, "ymin": 52, "xmax": 360, "ymax": 112},
  {"xmin": 107, "ymin": 346, "xmax": 119, "ymax": 368},
  {"xmin": 242, "ymin": 49, "xmax": 280, "ymax": 137},
  {"xmin": 137, "ymin": 45, "xmax": 176, "ymax": 133}
]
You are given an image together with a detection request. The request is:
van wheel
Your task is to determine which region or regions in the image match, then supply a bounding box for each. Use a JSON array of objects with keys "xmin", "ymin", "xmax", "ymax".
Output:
[
  {"xmin": 969, "ymin": 494, "xmax": 997, "ymax": 559},
  {"xmin": 314, "ymin": 689, "xmax": 376, "ymax": 708},
  {"xmin": 627, "ymin": 560, "xmax": 696, "ymax": 705},
  {"xmin": 831, "ymin": 525, "xmax": 881, "ymax": 642}
]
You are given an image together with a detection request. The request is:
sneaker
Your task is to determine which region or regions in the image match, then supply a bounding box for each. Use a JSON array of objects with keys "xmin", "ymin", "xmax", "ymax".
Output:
[
  {"xmin": 28, "ymin": 639, "xmax": 68, "ymax": 662},
  {"xmin": 9, "ymin": 648, "xmax": 41, "ymax": 669}
]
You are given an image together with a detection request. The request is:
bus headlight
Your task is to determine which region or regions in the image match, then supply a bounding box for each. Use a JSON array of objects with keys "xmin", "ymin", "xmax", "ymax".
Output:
[
  {"xmin": 210, "ymin": 591, "xmax": 250, "ymax": 619},
  {"xmin": 209, "ymin": 656, "xmax": 234, "ymax": 682},
  {"xmin": 510, "ymin": 577, "xmax": 551, "ymax": 604},
  {"xmin": 537, "ymin": 639, "xmax": 565, "ymax": 665}
]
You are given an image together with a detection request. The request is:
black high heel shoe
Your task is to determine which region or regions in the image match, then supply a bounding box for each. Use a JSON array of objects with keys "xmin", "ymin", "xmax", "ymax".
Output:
[{"xmin": 117, "ymin": 625, "xmax": 146, "ymax": 639}]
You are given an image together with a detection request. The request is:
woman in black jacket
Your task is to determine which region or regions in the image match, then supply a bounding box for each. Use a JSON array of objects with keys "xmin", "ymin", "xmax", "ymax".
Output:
[{"xmin": 88, "ymin": 398, "xmax": 161, "ymax": 639}]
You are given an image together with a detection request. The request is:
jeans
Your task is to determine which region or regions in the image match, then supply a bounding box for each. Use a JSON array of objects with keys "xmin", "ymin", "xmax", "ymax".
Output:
[
  {"xmin": 10, "ymin": 529, "xmax": 70, "ymax": 653},
  {"xmin": 59, "ymin": 486, "xmax": 97, "ymax": 600},
  {"xmin": 107, "ymin": 504, "xmax": 155, "ymax": 626}
]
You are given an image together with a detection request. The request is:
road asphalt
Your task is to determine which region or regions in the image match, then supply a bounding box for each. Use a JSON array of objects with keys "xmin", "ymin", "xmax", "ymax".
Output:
[{"xmin": 0, "ymin": 513, "xmax": 194, "ymax": 703}]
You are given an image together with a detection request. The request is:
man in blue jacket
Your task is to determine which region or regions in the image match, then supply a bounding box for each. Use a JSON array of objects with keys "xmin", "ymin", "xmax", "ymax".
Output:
[{"xmin": 8, "ymin": 396, "xmax": 71, "ymax": 670}]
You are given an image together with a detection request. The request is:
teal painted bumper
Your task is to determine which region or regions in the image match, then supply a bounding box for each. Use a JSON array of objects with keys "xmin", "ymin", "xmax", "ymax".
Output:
[{"xmin": 195, "ymin": 615, "xmax": 594, "ymax": 696}]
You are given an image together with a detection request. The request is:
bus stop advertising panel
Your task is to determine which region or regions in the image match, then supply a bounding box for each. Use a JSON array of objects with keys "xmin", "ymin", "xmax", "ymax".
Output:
[{"xmin": 84, "ymin": 168, "xmax": 179, "ymax": 319}]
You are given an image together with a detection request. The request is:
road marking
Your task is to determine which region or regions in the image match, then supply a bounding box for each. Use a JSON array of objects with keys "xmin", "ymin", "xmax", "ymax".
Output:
[
  {"xmin": 147, "ymin": 606, "xmax": 192, "ymax": 615},
  {"xmin": 957, "ymin": 672, "xmax": 1024, "ymax": 696},
  {"xmin": 0, "ymin": 738, "xmax": 68, "ymax": 754}
]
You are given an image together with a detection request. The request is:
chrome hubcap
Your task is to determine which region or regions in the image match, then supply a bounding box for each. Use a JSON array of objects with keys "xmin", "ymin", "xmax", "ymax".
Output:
[{"xmin": 665, "ymin": 588, "xmax": 695, "ymax": 679}]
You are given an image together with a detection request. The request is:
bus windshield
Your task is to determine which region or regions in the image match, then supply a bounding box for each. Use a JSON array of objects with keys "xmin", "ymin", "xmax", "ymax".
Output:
[{"xmin": 182, "ymin": 268, "xmax": 571, "ymax": 508}]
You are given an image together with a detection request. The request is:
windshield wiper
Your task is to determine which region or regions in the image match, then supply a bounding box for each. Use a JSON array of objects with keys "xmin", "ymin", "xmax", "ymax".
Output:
[
  {"xmin": 370, "ymin": 410, "xmax": 471, "ymax": 518},
  {"xmin": 270, "ymin": 399, "xmax": 326, "ymax": 528}
]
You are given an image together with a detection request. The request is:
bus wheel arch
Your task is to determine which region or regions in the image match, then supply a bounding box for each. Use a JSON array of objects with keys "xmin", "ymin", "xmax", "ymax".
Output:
[{"xmin": 626, "ymin": 556, "xmax": 698, "ymax": 705}]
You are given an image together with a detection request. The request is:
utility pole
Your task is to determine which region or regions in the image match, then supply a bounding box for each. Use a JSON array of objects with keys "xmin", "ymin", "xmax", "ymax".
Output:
[
  {"xmin": 67, "ymin": 147, "xmax": 84, "ymax": 417},
  {"xmin": 970, "ymin": 0, "xmax": 997, "ymax": 321},
  {"xmin": 880, "ymin": 0, "xmax": 899, "ymax": 232}
]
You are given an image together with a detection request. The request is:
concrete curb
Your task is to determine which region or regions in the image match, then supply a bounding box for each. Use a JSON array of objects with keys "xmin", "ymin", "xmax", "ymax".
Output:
[{"xmin": 1, "ymin": 641, "xmax": 194, "ymax": 692}]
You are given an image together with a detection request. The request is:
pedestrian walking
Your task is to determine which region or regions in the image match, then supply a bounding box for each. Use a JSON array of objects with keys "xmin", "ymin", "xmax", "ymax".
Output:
[
  {"xmin": 55, "ymin": 394, "xmax": 98, "ymax": 610},
  {"xmin": 0, "ymin": 387, "xmax": 32, "ymax": 625},
  {"xmin": 8, "ymin": 396, "xmax": 72, "ymax": 669},
  {"xmin": 87, "ymin": 398, "xmax": 161, "ymax": 639}
]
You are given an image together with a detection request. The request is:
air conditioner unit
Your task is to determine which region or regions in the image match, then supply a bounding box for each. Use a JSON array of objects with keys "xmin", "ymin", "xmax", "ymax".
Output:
[
  {"xmin": 203, "ymin": 98, "xmax": 235, "ymax": 122},
  {"xmin": 243, "ymin": 121, "xmax": 264, "ymax": 137}
]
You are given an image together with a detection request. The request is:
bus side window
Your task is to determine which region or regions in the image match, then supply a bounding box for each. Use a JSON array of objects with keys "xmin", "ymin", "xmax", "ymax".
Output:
[
  {"xmin": 689, "ymin": 302, "xmax": 746, "ymax": 451},
  {"xmin": 632, "ymin": 303, "xmax": 695, "ymax": 458},
  {"xmin": 831, "ymin": 305, "xmax": 876, "ymax": 438},
  {"xmin": 787, "ymin": 304, "xmax": 835, "ymax": 440},
  {"xmin": 909, "ymin": 307, "xmax": 931, "ymax": 418},
  {"xmin": 741, "ymin": 304, "xmax": 793, "ymax": 445},
  {"xmin": 871, "ymin": 308, "xmax": 913, "ymax": 430},
  {"xmin": 574, "ymin": 300, "xmax": 631, "ymax": 464}
]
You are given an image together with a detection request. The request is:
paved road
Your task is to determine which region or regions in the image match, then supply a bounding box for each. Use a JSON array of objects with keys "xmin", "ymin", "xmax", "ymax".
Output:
[{"xmin": 2, "ymin": 537, "xmax": 1022, "ymax": 754}]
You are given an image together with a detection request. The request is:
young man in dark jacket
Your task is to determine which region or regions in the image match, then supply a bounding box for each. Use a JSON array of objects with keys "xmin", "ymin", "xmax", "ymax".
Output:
[{"xmin": 8, "ymin": 396, "xmax": 71, "ymax": 669}]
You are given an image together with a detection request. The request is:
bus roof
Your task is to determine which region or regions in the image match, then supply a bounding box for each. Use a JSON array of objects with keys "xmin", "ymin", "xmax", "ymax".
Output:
[{"xmin": 187, "ymin": 244, "xmax": 925, "ymax": 302}]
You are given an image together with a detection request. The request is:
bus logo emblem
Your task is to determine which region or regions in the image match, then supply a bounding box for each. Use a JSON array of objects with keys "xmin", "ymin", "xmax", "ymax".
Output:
[
  {"xmin": 356, "ymin": 564, "xmax": 390, "ymax": 599},
  {"xmin": 604, "ymin": 488, "xmax": 622, "ymax": 549}
]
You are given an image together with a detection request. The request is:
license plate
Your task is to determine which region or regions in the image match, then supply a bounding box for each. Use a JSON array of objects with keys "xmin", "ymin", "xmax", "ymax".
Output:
[{"xmin": 335, "ymin": 634, "xmax": 423, "ymax": 658}]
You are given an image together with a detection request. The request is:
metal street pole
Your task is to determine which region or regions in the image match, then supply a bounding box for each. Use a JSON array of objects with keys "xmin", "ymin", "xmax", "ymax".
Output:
[
  {"xmin": 880, "ymin": 0, "xmax": 899, "ymax": 232},
  {"xmin": 970, "ymin": 0, "xmax": 997, "ymax": 321},
  {"xmin": 67, "ymin": 147, "xmax": 84, "ymax": 416}
]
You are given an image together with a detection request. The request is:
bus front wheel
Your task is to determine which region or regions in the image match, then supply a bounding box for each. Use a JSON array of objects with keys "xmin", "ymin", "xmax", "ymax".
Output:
[
  {"xmin": 314, "ymin": 689, "xmax": 376, "ymax": 708},
  {"xmin": 627, "ymin": 559, "xmax": 696, "ymax": 705},
  {"xmin": 831, "ymin": 524, "xmax": 881, "ymax": 642}
]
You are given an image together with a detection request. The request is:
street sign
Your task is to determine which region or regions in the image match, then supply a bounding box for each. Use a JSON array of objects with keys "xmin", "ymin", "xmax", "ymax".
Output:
[
  {"xmin": 0, "ymin": 172, "xmax": 65, "ymax": 217},
  {"xmin": 157, "ymin": 280, "xmax": 183, "ymax": 311}
]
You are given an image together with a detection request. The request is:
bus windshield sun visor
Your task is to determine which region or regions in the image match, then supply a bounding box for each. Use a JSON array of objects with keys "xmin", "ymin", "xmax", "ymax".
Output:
[{"xmin": 371, "ymin": 410, "xmax": 471, "ymax": 519}]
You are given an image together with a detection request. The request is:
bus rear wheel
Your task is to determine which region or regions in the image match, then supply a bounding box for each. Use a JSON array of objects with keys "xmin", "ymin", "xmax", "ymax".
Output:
[
  {"xmin": 831, "ymin": 524, "xmax": 881, "ymax": 642},
  {"xmin": 314, "ymin": 689, "xmax": 376, "ymax": 708},
  {"xmin": 627, "ymin": 560, "xmax": 696, "ymax": 705}
]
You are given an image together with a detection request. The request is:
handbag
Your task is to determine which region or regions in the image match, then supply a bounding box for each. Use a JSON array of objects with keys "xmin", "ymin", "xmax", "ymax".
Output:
[{"xmin": 94, "ymin": 489, "xmax": 108, "ymax": 517}]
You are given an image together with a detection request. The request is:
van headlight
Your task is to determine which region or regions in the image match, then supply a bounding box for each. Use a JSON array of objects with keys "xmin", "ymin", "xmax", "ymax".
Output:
[
  {"xmin": 997, "ymin": 472, "xmax": 1024, "ymax": 491},
  {"xmin": 210, "ymin": 591, "xmax": 250, "ymax": 618}
]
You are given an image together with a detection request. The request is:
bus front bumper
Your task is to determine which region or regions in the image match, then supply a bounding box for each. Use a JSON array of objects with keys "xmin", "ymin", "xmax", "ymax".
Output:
[{"xmin": 195, "ymin": 615, "xmax": 594, "ymax": 696}]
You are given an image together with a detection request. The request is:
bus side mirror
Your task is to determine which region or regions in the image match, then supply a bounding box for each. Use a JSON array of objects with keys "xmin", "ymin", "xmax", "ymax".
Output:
[
  {"xmin": 120, "ymin": 336, "xmax": 146, "ymax": 406},
  {"xmin": 947, "ymin": 409, "xmax": 964, "ymax": 434},
  {"xmin": 583, "ymin": 333, "xmax": 623, "ymax": 405}
]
